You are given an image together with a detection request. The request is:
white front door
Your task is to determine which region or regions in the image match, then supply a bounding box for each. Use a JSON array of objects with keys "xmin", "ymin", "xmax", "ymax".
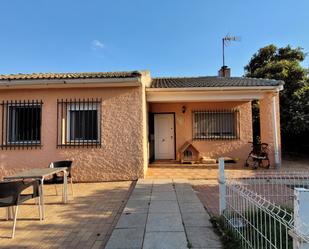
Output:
[{"xmin": 154, "ymin": 114, "xmax": 175, "ymax": 159}]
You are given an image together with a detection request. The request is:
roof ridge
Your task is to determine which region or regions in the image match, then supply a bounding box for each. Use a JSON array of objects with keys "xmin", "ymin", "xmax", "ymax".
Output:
[
  {"xmin": 240, "ymin": 76, "xmax": 284, "ymax": 82},
  {"xmin": 0, "ymin": 70, "xmax": 142, "ymax": 81},
  {"xmin": 153, "ymin": 75, "xmax": 282, "ymax": 81},
  {"xmin": 0, "ymin": 70, "xmax": 140, "ymax": 76},
  {"xmin": 153, "ymin": 76, "xmax": 218, "ymax": 80}
]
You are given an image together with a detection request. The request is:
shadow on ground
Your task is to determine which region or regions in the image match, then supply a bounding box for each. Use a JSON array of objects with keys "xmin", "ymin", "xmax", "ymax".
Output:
[{"xmin": 0, "ymin": 181, "xmax": 134, "ymax": 249}]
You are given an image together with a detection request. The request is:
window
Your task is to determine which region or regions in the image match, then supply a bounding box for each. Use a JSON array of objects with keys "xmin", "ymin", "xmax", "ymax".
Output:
[
  {"xmin": 1, "ymin": 100, "xmax": 43, "ymax": 149},
  {"xmin": 68, "ymin": 103, "xmax": 98, "ymax": 142},
  {"xmin": 57, "ymin": 99, "xmax": 101, "ymax": 148},
  {"xmin": 193, "ymin": 110, "xmax": 239, "ymax": 140}
]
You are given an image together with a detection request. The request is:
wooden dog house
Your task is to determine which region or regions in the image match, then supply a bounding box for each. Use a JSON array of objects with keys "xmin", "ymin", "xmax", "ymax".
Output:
[{"xmin": 179, "ymin": 141, "xmax": 200, "ymax": 164}]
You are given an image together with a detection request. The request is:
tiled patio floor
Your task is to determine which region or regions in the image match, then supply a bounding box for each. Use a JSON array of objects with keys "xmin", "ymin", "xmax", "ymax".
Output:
[
  {"xmin": 147, "ymin": 164, "xmax": 259, "ymax": 179},
  {"xmin": 0, "ymin": 181, "xmax": 133, "ymax": 249}
]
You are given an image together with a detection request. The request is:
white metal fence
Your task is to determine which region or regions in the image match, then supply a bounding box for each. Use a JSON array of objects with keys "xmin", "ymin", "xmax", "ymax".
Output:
[{"xmin": 218, "ymin": 159, "xmax": 309, "ymax": 249}]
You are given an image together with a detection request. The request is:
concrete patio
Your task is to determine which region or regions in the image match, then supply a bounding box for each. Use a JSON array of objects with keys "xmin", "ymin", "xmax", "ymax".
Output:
[
  {"xmin": 106, "ymin": 179, "xmax": 222, "ymax": 249},
  {"xmin": 0, "ymin": 181, "xmax": 133, "ymax": 249}
]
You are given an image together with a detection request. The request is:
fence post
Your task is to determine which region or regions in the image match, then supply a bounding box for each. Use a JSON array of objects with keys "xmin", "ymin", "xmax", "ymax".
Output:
[
  {"xmin": 218, "ymin": 158, "xmax": 226, "ymax": 215},
  {"xmin": 293, "ymin": 188, "xmax": 309, "ymax": 249}
]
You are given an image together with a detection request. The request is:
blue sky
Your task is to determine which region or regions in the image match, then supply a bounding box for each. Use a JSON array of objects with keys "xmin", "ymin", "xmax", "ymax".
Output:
[{"xmin": 0, "ymin": 0, "xmax": 308, "ymax": 77}]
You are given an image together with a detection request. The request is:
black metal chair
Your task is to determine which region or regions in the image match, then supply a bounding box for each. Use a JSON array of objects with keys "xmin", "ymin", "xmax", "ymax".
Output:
[
  {"xmin": 0, "ymin": 180, "xmax": 42, "ymax": 238},
  {"xmin": 47, "ymin": 160, "xmax": 74, "ymax": 196}
]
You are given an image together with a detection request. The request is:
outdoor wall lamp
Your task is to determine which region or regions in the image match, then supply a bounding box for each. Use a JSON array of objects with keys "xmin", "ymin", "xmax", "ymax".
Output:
[{"xmin": 182, "ymin": 105, "xmax": 187, "ymax": 113}]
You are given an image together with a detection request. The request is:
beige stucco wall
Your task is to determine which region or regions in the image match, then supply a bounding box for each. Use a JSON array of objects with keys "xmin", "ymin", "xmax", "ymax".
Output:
[
  {"xmin": 0, "ymin": 86, "xmax": 145, "ymax": 182},
  {"xmin": 149, "ymin": 101, "xmax": 253, "ymax": 164}
]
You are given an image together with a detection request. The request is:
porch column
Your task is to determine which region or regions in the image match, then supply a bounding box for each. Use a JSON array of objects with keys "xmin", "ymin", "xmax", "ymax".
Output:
[
  {"xmin": 259, "ymin": 92, "xmax": 281, "ymax": 168},
  {"xmin": 271, "ymin": 94, "xmax": 280, "ymax": 167}
]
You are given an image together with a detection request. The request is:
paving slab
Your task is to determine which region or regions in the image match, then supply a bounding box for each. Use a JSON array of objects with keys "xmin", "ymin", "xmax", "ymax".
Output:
[
  {"xmin": 129, "ymin": 193, "xmax": 152, "ymax": 201},
  {"xmin": 132, "ymin": 186, "xmax": 152, "ymax": 191},
  {"xmin": 186, "ymin": 226, "xmax": 222, "ymax": 248},
  {"xmin": 179, "ymin": 202, "xmax": 206, "ymax": 213},
  {"xmin": 181, "ymin": 212, "xmax": 212, "ymax": 227},
  {"xmin": 177, "ymin": 194, "xmax": 202, "ymax": 203},
  {"xmin": 174, "ymin": 184, "xmax": 193, "ymax": 190},
  {"xmin": 152, "ymin": 186, "xmax": 174, "ymax": 192},
  {"xmin": 146, "ymin": 212, "xmax": 184, "ymax": 232},
  {"xmin": 133, "ymin": 188, "xmax": 152, "ymax": 193},
  {"xmin": 152, "ymin": 179, "xmax": 173, "ymax": 183},
  {"xmin": 176, "ymin": 190, "xmax": 194, "ymax": 194},
  {"xmin": 143, "ymin": 231, "xmax": 188, "ymax": 249},
  {"xmin": 134, "ymin": 183, "xmax": 153, "ymax": 192},
  {"xmin": 105, "ymin": 228, "xmax": 144, "ymax": 249},
  {"xmin": 149, "ymin": 200, "xmax": 180, "ymax": 213},
  {"xmin": 151, "ymin": 191, "xmax": 177, "ymax": 201},
  {"xmin": 132, "ymin": 188, "xmax": 152, "ymax": 194},
  {"xmin": 124, "ymin": 199, "xmax": 150, "ymax": 213},
  {"xmin": 153, "ymin": 182, "xmax": 174, "ymax": 187},
  {"xmin": 116, "ymin": 212, "xmax": 148, "ymax": 228},
  {"xmin": 133, "ymin": 186, "xmax": 152, "ymax": 192}
]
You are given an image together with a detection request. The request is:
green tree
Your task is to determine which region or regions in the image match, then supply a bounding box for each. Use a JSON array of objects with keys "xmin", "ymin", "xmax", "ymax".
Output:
[
  {"xmin": 291, "ymin": 84, "xmax": 309, "ymax": 133},
  {"xmin": 245, "ymin": 45, "xmax": 309, "ymax": 152}
]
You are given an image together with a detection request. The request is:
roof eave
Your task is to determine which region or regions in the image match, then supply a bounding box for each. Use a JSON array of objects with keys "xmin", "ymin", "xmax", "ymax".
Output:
[
  {"xmin": 146, "ymin": 85, "xmax": 284, "ymax": 92},
  {"xmin": 0, "ymin": 77, "xmax": 142, "ymax": 89}
]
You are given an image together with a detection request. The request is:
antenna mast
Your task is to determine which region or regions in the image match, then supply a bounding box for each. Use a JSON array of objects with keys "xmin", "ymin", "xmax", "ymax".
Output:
[{"xmin": 222, "ymin": 35, "xmax": 240, "ymax": 68}]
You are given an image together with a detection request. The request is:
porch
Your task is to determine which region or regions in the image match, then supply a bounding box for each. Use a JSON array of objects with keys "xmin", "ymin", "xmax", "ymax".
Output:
[{"xmin": 146, "ymin": 87, "xmax": 281, "ymax": 169}]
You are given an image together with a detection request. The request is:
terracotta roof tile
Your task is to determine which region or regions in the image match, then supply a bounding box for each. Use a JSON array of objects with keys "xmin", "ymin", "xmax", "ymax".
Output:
[
  {"xmin": 0, "ymin": 71, "xmax": 141, "ymax": 81},
  {"xmin": 151, "ymin": 76, "xmax": 284, "ymax": 88}
]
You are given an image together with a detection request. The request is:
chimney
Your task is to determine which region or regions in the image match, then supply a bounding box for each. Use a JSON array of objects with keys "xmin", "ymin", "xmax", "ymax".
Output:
[{"xmin": 218, "ymin": 66, "xmax": 231, "ymax": 77}]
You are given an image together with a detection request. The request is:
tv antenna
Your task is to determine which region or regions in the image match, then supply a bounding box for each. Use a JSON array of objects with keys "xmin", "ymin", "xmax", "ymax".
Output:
[{"xmin": 222, "ymin": 35, "xmax": 241, "ymax": 67}]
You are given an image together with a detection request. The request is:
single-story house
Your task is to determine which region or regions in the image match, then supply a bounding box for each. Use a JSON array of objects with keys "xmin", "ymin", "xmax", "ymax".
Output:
[{"xmin": 0, "ymin": 69, "xmax": 283, "ymax": 181}]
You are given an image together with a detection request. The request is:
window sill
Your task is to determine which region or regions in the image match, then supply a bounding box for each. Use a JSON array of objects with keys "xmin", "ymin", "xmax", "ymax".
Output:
[
  {"xmin": 57, "ymin": 143, "xmax": 101, "ymax": 148},
  {"xmin": 6, "ymin": 141, "xmax": 41, "ymax": 144},
  {"xmin": 193, "ymin": 137, "xmax": 239, "ymax": 140},
  {"xmin": 1, "ymin": 144, "xmax": 42, "ymax": 150}
]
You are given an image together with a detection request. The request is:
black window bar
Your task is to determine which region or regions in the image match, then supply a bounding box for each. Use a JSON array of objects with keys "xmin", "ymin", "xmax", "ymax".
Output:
[
  {"xmin": 1, "ymin": 100, "xmax": 43, "ymax": 150},
  {"xmin": 57, "ymin": 98, "xmax": 102, "ymax": 148},
  {"xmin": 192, "ymin": 109, "xmax": 240, "ymax": 140}
]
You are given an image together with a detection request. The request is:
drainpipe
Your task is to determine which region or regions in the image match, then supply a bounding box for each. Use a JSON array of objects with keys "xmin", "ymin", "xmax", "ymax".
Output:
[{"xmin": 271, "ymin": 94, "xmax": 280, "ymax": 168}]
